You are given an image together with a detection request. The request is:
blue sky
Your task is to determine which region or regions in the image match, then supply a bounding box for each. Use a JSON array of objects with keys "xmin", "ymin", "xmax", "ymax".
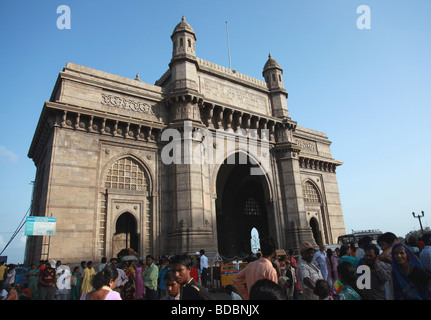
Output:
[{"xmin": 0, "ymin": 1, "xmax": 430, "ymax": 264}]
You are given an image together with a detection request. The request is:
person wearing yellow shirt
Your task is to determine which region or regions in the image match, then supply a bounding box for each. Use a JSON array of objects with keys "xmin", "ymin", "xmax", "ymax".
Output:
[{"xmin": 0, "ymin": 261, "xmax": 6, "ymax": 290}]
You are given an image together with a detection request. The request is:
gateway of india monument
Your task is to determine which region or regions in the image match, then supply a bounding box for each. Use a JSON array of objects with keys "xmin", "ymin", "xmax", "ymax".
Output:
[{"xmin": 25, "ymin": 17, "xmax": 345, "ymax": 265}]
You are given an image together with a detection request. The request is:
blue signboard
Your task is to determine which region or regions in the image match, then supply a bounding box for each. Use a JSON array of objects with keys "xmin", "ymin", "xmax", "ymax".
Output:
[{"xmin": 25, "ymin": 217, "xmax": 56, "ymax": 236}]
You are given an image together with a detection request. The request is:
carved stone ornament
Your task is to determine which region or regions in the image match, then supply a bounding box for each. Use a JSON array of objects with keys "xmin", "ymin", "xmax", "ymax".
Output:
[{"xmin": 101, "ymin": 93, "xmax": 159, "ymax": 117}]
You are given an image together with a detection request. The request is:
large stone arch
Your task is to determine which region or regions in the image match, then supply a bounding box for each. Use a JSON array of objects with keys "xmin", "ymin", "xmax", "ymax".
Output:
[
  {"xmin": 211, "ymin": 149, "xmax": 274, "ymax": 203},
  {"xmin": 213, "ymin": 151, "xmax": 277, "ymax": 258}
]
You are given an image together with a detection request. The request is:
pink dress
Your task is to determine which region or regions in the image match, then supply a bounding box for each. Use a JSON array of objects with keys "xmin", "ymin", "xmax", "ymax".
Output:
[
  {"xmin": 81, "ymin": 290, "xmax": 122, "ymax": 300},
  {"xmin": 135, "ymin": 266, "xmax": 145, "ymax": 299}
]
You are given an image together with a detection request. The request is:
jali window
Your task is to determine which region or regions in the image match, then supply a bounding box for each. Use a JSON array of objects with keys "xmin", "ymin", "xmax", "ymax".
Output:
[
  {"xmin": 303, "ymin": 181, "xmax": 320, "ymax": 203},
  {"xmin": 105, "ymin": 157, "xmax": 147, "ymax": 191}
]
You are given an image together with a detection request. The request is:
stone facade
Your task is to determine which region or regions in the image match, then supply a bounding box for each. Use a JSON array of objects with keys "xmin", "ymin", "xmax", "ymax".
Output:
[{"xmin": 25, "ymin": 17, "xmax": 345, "ymax": 265}]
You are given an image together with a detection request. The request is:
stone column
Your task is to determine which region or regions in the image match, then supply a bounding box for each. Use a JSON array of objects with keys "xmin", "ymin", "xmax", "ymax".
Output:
[
  {"xmin": 275, "ymin": 141, "xmax": 317, "ymax": 252},
  {"xmin": 165, "ymin": 99, "xmax": 218, "ymax": 254}
]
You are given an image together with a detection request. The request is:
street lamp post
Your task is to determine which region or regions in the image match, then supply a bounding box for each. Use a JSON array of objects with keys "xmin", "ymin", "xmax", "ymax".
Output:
[{"xmin": 412, "ymin": 211, "xmax": 425, "ymax": 235}]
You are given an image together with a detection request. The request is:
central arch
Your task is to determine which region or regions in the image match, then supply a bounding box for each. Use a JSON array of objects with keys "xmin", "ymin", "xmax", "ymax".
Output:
[{"xmin": 215, "ymin": 152, "xmax": 272, "ymax": 258}]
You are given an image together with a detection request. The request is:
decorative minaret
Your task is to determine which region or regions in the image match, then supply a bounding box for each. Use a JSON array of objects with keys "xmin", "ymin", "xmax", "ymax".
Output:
[
  {"xmin": 166, "ymin": 17, "xmax": 215, "ymax": 255},
  {"xmin": 263, "ymin": 54, "xmax": 290, "ymax": 119},
  {"xmin": 169, "ymin": 16, "xmax": 199, "ymax": 94}
]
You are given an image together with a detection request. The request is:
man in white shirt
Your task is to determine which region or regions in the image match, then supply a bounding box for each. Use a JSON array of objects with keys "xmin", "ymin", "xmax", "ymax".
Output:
[
  {"xmin": 199, "ymin": 249, "xmax": 209, "ymax": 288},
  {"xmin": 55, "ymin": 262, "xmax": 71, "ymax": 300},
  {"xmin": 297, "ymin": 241, "xmax": 323, "ymax": 300},
  {"xmin": 110, "ymin": 259, "xmax": 128, "ymax": 291},
  {"xmin": 312, "ymin": 244, "xmax": 328, "ymax": 282}
]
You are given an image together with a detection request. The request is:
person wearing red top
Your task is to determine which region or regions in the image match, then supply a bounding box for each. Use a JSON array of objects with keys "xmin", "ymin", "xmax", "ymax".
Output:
[
  {"xmin": 38, "ymin": 261, "xmax": 57, "ymax": 300},
  {"xmin": 19, "ymin": 283, "xmax": 32, "ymax": 300},
  {"xmin": 288, "ymin": 249, "xmax": 302, "ymax": 297}
]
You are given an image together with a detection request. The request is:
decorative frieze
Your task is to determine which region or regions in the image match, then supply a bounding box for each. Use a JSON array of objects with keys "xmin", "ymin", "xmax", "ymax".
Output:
[
  {"xmin": 295, "ymin": 138, "xmax": 317, "ymax": 154},
  {"xmin": 101, "ymin": 93, "xmax": 160, "ymax": 117}
]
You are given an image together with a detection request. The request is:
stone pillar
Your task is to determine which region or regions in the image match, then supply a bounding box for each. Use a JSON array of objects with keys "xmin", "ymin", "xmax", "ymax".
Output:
[
  {"xmin": 275, "ymin": 141, "xmax": 317, "ymax": 252},
  {"xmin": 165, "ymin": 100, "xmax": 218, "ymax": 254}
]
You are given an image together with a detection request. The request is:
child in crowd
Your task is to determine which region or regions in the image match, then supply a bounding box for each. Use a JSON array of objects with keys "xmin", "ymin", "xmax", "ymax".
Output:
[{"xmin": 314, "ymin": 279, "xmax": 333, "ymax": 300}]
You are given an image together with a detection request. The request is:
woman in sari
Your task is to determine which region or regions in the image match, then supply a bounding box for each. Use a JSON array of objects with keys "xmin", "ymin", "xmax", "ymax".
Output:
[
  {"xmin": 70, "ymin": 266, "xmax": 81, "ymax": 300},
  {"xmin": 391, "ymin": 243, "xmax": 431, "ymax": 300},
  {"xmin": 326, "ymin": 249, "xmax": 338, "ymax": 295},
  {"xmin": 26, "ymin": 264, "xmax": 39, "ymax": 300},
  {"xmin": 135, "ymin": 260, "xmax": 145, "ymax": 299},
  {"xmin": 80, "ymin": 261, "xmax": 96, "ymax": 298},
  {"xmin": 80, "ymin": 265, "xmax": 121, "ymax": 300}
]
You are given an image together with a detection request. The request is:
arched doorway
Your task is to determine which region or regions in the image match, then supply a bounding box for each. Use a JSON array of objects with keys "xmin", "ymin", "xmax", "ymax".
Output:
[
  {"xmin": 101, "ymin": 155, "xmax": 153, "ymax": 259},
  {"xmin": 112, "ymin": 212, "xmax": 139, "ymax": 257},
  {"xmin": 310, "ymin": 217, "xmax": 321, "ymax": 246},
  {"xmin": 303, "ymin": 180, "xmax": 328, "ymax": 245},
  {"xmin": 215, "ymin": 153, "xmax": 270, "ymax": 258}
]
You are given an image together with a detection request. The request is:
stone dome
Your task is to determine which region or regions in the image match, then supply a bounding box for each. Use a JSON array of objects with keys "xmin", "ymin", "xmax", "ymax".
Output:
[
  {"xmin": 171, "ymin": 16, "xmax": 197, "ymax": 40},
  {"xmin": 263, "ymin": 54, "xmax": 282, "ymax": 72}
]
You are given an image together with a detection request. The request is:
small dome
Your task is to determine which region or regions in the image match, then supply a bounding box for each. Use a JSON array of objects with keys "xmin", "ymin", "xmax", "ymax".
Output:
[
  {"xmin": 171, "ymin": 16, "xmax": 197, "ymax": 40},
  {"xmin": 263, "ymin": 53, "xmax": 282, "ymax": 72}
]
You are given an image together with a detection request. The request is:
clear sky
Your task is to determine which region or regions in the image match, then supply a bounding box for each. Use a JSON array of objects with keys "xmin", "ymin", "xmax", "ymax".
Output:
[{"xmin": 1, "ymin": 1, "xmax": 430, "ymax": 264}]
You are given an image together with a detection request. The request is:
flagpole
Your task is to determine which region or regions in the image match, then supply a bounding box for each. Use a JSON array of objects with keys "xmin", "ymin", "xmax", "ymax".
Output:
[{"xmin": 226, "ymin": 21, "xmax": 232, "ymax": 69}]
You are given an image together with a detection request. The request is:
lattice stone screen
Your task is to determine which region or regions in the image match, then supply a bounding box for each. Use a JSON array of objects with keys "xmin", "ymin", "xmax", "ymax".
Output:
[
  {"xmin": 105, "ymin": 157, "xmax": 147, "ymax": 191},
  {"xmin": 303, "ymin": 181, "xmax": 321, "ymax": 203}
]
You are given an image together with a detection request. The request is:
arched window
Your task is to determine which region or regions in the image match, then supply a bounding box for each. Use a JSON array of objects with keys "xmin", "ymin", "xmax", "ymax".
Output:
[
  {"xmin": 303, "ymin": 181, "xmax": 321, "ymax": 203},
  {"xmin": 250, "ymin": 227, "xmax": 260, "ymax": 254},
  {"xmin": 105, "ymin": 157, "xmax": 148, "ymax": 191}
]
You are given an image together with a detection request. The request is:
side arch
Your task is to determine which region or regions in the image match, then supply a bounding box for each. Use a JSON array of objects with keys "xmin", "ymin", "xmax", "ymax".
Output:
[
  {"xmin": 98, "ymin": 154, "xmax": 155, "ymax": 258},
  {"xmin": 302, "ymin": 179, "xmax": 329, "ymax": 245}
]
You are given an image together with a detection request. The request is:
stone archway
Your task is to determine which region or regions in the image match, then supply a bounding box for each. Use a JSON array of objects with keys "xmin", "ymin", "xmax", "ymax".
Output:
[
  {"xmin": 112, "ymin": 212, "xmax": 139, "ymax": 257},
  {"xmin": 310, "ymin": 217, "xmax": 321, "ymax": 246},
  {"xmin": 100, "ymin": 155, "xmax": 153, "ymax": 259},
  {"xmin": 215, "ymin": 153, "xmax": 271, "ymax": 258}
]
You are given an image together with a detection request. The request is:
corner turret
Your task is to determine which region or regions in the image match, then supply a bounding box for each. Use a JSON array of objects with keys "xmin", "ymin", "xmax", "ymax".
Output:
[
  {"xmin": 171, "ymin": 16, "xmax": 197, "ymax": 60},
  {"xmin": 169, "ymin": 16, "xmax": 199, "ymax": 94},
  {"xmin": 263, "ymin": 54, "xmax": 290, "ymax": 119}
]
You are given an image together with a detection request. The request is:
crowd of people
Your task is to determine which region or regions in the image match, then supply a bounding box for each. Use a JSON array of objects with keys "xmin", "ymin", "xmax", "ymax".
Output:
[
  {"xmin": 1, "ymin": 231, "xmax": 431, "ymax": 301},
  {"xmin": 0, "ymin": 249, "xmax": 215, "ymax": 301},
  {"xmin": 230, "ymin": 232, "xmax": 431, "ymax": 300}
]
